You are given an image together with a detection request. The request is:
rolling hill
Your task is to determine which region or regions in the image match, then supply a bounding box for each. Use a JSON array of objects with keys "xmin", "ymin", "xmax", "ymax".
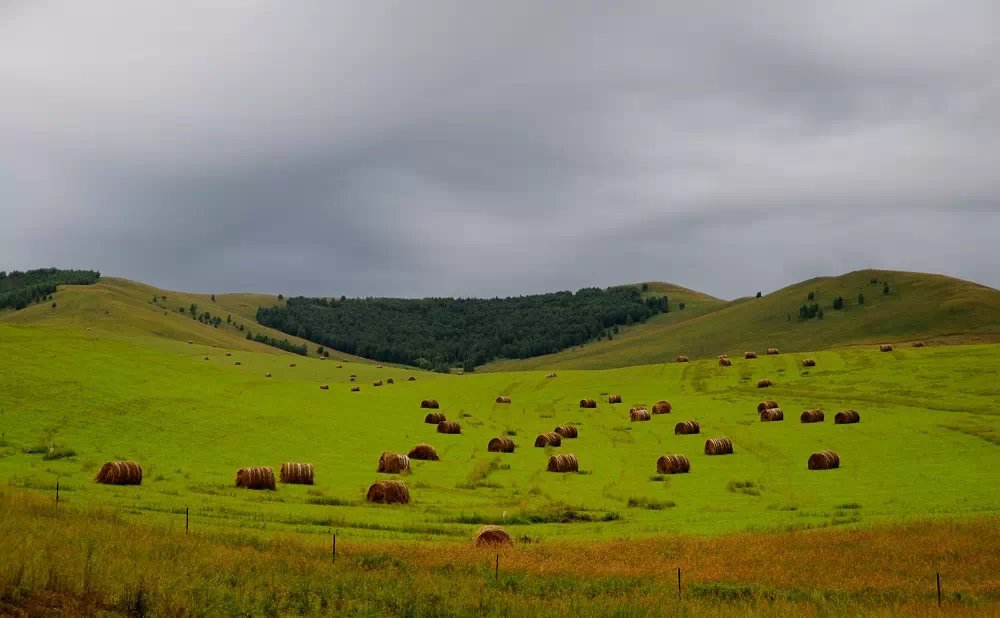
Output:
[{"xmin": 484, "ymin": 269, "xmax": 1000, "ymax": 371}]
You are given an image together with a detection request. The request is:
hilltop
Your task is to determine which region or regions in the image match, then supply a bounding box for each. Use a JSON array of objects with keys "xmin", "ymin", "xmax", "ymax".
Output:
[{"xmin": 484, "ymin": 269, "xmax": 1000, "ymax": 370}]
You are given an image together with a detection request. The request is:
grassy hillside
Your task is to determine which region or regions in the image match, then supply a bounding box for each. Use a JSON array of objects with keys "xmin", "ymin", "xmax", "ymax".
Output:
[
  {"xmin": 0, "ymin": 277, "xmax": 372, "ymax": 363},
  {"xmin": 1, "ymin": 321, "xmax": 997, "ymax": 543},
  {"xmin": 485, "ymin": 269, "xmax": 1000, "ymax": 370}
]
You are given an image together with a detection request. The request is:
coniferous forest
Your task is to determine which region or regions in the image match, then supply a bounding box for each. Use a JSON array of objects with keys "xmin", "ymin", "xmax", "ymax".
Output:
[
  {"xmin": 0, "ymin": 268, "xmax": 100, "ymax": 311},
  {"xmin": 257, "ymin": 287, "xmax": 668, "ymax": 370}
]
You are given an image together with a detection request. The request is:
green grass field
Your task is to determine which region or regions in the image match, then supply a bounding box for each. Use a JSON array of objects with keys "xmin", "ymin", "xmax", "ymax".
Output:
[{"xmin": 2, "ymin": 320, "xmax": 997, "ymax": 543}]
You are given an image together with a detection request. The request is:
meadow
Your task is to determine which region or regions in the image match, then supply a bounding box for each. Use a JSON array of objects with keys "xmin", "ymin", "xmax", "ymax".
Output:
[{"xmin": 1, "ymin": 322, "xmax": 997, "ymax": 544}]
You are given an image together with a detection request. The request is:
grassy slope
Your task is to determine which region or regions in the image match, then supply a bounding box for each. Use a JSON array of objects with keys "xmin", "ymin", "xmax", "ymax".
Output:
[
  {"xmin": 0, "ymin": 277, "xmax": 373, "ymax": 363},
  {"xmin": 1, "ymin": 321, "xmax": 997, "ymax": 543},
  {"xmin": 485, "ymin": 269, "xmax": 1000, "ymax": 371}
]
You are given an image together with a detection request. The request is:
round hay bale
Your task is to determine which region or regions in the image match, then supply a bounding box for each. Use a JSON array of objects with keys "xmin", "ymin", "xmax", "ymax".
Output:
[
  {"xmin": 835, "ymin": 410, "xmax": 861, "ymax": 424},
  {"xmin": 801, "ymin": 358, "xmax": 816, "ymax": 367},
  {"xmin": 234, "ymin": 361, "xmax": 242, "ymax": 366},
  {"xmin": 387, "ymin": 378, "xmax": 394, "ymax": 384},
  {"xmin": 349, "ymin": 376, "xmax": 356, "ymax": 382},
  {"xmin": 652, "ymin": 401, "xmax": 672, "ymax": 415},
  {"xmin": 420, "ymin": 399, "xmax": 440, "ymax": 409},
  {"xmin": 534, "ymin": 432, "xmax": 562, "ymax": 447},
  {"xmin": 474, "ymin": 525, "xmax": 513, "ymax": 547},
  {"xmin": 675, "ymin": 355, "xmax": 689, "ymax": 363},
  {"xmin": 377, "ymin": 452, "xmax": 411, "ymax": 473},
  {"xmin": 630, "ymin": 408, "xmax": 651, "ymax": 422},
  {"xmin": 336, "ymin": 364, "xmax": 343, "ymax": 368},
  {"xmin": 289, "ymin": 363, "xmax": 296, "ymax": 368},
  {"xmin": 880, "ymin": 344, "xmax": 894, "ymax": 352},
  {"xmin": 235, "ymin": 466, "xmax": 275, "ymax": 490},
  {"xmin": 656, "ymin": 454, "xmax": 691, "ymax": 474},
  {"xmin": 808, "ymin": 450, "xmax": 841, "ymax": 470},
  {"xmin": 264, "ymin": 372, "xmax": 272, "ymax": 378},
  {"xmin": 757, "ymin": 400, "xmax": 779, "ymax": 413},
  {"xmin": 487, "ymin": 437, "xmax": 516, "ymax": 453},
  {"xmin": 373, "ymin": 380, "xmax": 384, "ymax": 387},
  {"xmin": 579, "ymin": 398, "xmax": 598, "ymax": 408},
  {"xmin": 279, "ymin": 462, "xmax": 314, "ymax": 485},
  {"xmin": 554, "ymin": 425, "xmax": 578, "ymax": 439},
  {"xmin": 800, "ymin": 409, "xmax": 825, "ymax": 423},
  {"xmin": 546, "ymin": 453, "xmax": 578, "ymax": 473},
  {"xmin": 94, "ymin": 461, "xmax": 143, "ymax": 485},
  {"xmin": 545, "ymin": 372, "xmax": 557, "ymax": 378},
  {"xmin": 407, "ymin": 376, "xmax": 416, "ymax": 381},
  {"xmin": 204, "ymin": 356, "xmax": 209, "ymax": 361},
  {"xmin": 225, "ymin": 352, "xmax": 232, "ymax": 356},
  {"xmin": 674, "ymin": 420, "xmax": 700, "ymax": 435},
  {"xmin": 351, "ymin": 386, "xmax": 361, "ymax": 392},
  {"xmin": 719, "ymin": 357, "xmax": 732, "ymax": 367},
  {"xmin": 744, "ymin": 351, "xmax": 758, "ymax": 359},
  {"xmin": 759, "ymin": 408, "xmax": 784, "ymax": 422},
  {"xmin": 704, "ymin": 437, "xmax": 734, "ymax": 455},
  {"xmin": 495, "ymin": 395, "xmax": 512, "ymax": 404},
  {"xmin": 608, "ymin": 394, "xmax": 622, "ymax": 404},
  {"xmin": 767, "ymin": 348, "xmax": 780, "ymax": 355},
  {"xmin": 756, "ymin": 379, "xmax": 773, "ymax": 388},
  {"xmin": 437, "ymin": 420, "xmax": 461, "ymax": 434},
  {"xmin": 424, "ymin": 412, "xmax": 446, "ymax": 424},
  {"xmin": 319, "ymin": 384, "xmax": 329, "ymax": 390},
  {"xmin": 366, "ymin": 480, "xmax": 409, "ymax": 504},
  {"xmin": 350, "ymin": 373, "xmax": 357, "ymax": 378},
  {"xmin": 408, "ymin": 443, "xmax": 439, "ymax": 460},
  {"xmin": 377, "ymin": 365, "xmax": 383, "ymax": 368},
  {"xmin": 913, "ymin": 341, "xmax": 926, "ymax": 348}
]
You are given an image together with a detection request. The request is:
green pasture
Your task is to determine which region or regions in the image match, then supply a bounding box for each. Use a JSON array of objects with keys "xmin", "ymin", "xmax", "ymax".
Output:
[{"xmin": 1, "ymin": 322, "xmax": 997, "ymax": 542}]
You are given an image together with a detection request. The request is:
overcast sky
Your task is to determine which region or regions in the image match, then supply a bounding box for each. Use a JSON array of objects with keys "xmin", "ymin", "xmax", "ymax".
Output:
[{"xmin": 2, "ymin": 2, "xmax": 998, "ymax": 299}]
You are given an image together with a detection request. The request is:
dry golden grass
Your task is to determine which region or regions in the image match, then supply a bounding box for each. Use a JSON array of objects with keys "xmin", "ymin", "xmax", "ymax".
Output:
[{"xmin": 0, "ymin": 491, "xmax": 996, "ymax": 616}]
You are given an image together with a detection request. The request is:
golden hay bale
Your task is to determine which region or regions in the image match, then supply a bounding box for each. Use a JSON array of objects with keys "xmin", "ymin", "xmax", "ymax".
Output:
[
  {"xmin": 437, "ymin": 421, "xmax": 462, "ymax": 434},
  {"xmin": 264, "ymin": 372, "xmax": 272, "ymax": 378},
  {"xmin": 880, "ymin": 344, "xmax": 894, "ymax": 352},
  {"xmin": 495, "ymin": 395, "xmax": 512, "ymax": 404},
  {"xmin": 744, "ymin": 351, "xmax": 758, "ymax": 359},
  {"xmin": 336, "ymin": 364, "xmax": 343, "ymax": 368},
  {"xmin": 377, "ymin": 452, "xmax": 410, "ymax": 473},
  {"xmin": 487, "ymin": 437, "xmax": 516, "ymax": 453},
  {"xmin": 674, "ymin": 420, "xmax": 700, "ymax": 435},
  {"xmin": 608, "ymin": 394, "xmax": 622, "ymax": 404},
  {"xmin": 554, "ymin": 425, "xmax": 578, "ymax": 439},
  {"xmin": 408, "ymin": 443, "xmax": 439, "ymax": 460},
  {"xmin": 656, "ymin": 454, "xmax": 691, "ymax": 474},
  {"xmin": 652, "ymin": 401, "xmax": 672, "ymax": 415},
  {"xmin": 234, "ymin": 361, "xmax": 242, "ymax": 366},
  {"xmin": 279, "ymin": 462, "xmax": 314, "ymax": 485},
  {"xmin": 675, "ymin": 355, "xmax": 689, "ymax": 363},
  {"xmin": 757, "ymin": 379, "xmax": 773, "ymax": 388},
  {"xmin": 913, "ymin": 341, "xmax": 926, "ymax": 348},
  {"xmin": 373, "ymin": 380, "xmax": 384, "ymax": 387},
  {"xmin": 757, "ymin": 400, "xmax": 780, "ymax": 413},
  {"xmin": 387, "ymin": 378, "xmax": 394, "ymax": 384},
  {"xmin": 630, "ymin": 408, "xmax": 651, "ymax": 422},
  {"xmin": 204, "ymin": 356, "xmax": 209, "ymax": 361},
  {"xmin": 547, "ymin": 453, "xmax": 579, "ymax": 473},
  {"xmin": 719, "ymin": 357, "xmax": 732, "ymax": 367},
  {"xmin": 759, "ymin": 408, "xmax": 784, "ymax": 422},
  {"xmin": 349, "ymin": 376, "xmax": 356, "ymax": 382},
  {"xmin": 235, "ymin": 467, "xmax": 275, "ymax": 490},
  {"xmin": 835, "ymin": 410, "xmax": 861, "ymax": 424},
  {"xmin": 351, "ymin": 386, "xmax": 361, "ymax": 392},
  {"xmin": 424, "ymin": 412, "xmax": 446, "ymax": 424},
  {"xmin": 350, "ymin": 373, "xmax": 357, "ymax": 378},
  {"xmin": 225, "ymin": 352, "xmax": 231, "ymax": 356},
  {"xmin": 800, "ymin": 409, "xmax": 825, "ymax": 423},
  {"xmin": 366, "ymin": 480, "xmax": 409, "ymax": 504},
  {"xmin": 377, "ymin": 365, "xmax": 384, "ymax": 368},
  {"xmin": 320, "ymin": 356, "xmax": 326, "ymax": 360},
  {"xmin": 767, "ymin": 348, "xmax": 780, "ymax": 355},
  {"xmin": 704, "ymin": 437, "xmax": 734, "ymax": 455},
  {"xmin": 808, "ymin": 450, "xmax": 841, "ymax": 470},
  {"xmin": 535, "ymin": 432, "xmax": 562, "ymax": 447},
  {"xmin": 420, "ymin": 399, "xmax": 440, "ymax": 409},
  {"xmin": 579, "ymin": 398, "xmax": 598, "ymax": 408},
  {"xmin": 319, "ymin": 384, "xmax": 329, "ymax": 390},
  {"xmin": 801, "ymin": 358, "xmax": 816, "ymax": 367},
  {"xmin": 545, "ymin": 372, "xmax": 558, "ymax": 378},
  {"xmin": 408, "ymin": 376, "xmax": 416, "ymax": 381},
  {"xmin": 474, "ymin": 525, "xmax": 513, "ymax": 547},
  {"xmin": 94, "ymin": 461, "xmax": 143, "ymax": 485},
  {"xmin": 289, "ymin": 363, "xmax": 296, "ymax": 368}
]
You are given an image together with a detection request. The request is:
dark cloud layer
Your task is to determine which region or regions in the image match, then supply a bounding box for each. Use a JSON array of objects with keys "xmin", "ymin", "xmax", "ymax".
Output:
[{"xmin": 2, "ymin": 1, "xmax": 998, "ymax": 299}]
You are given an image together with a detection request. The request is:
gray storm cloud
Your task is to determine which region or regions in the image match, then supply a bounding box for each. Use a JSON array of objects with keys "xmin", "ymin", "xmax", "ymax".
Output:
[{"xmin": 2, "ymin": 1, "xmax": 998, "ymax": 298}]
